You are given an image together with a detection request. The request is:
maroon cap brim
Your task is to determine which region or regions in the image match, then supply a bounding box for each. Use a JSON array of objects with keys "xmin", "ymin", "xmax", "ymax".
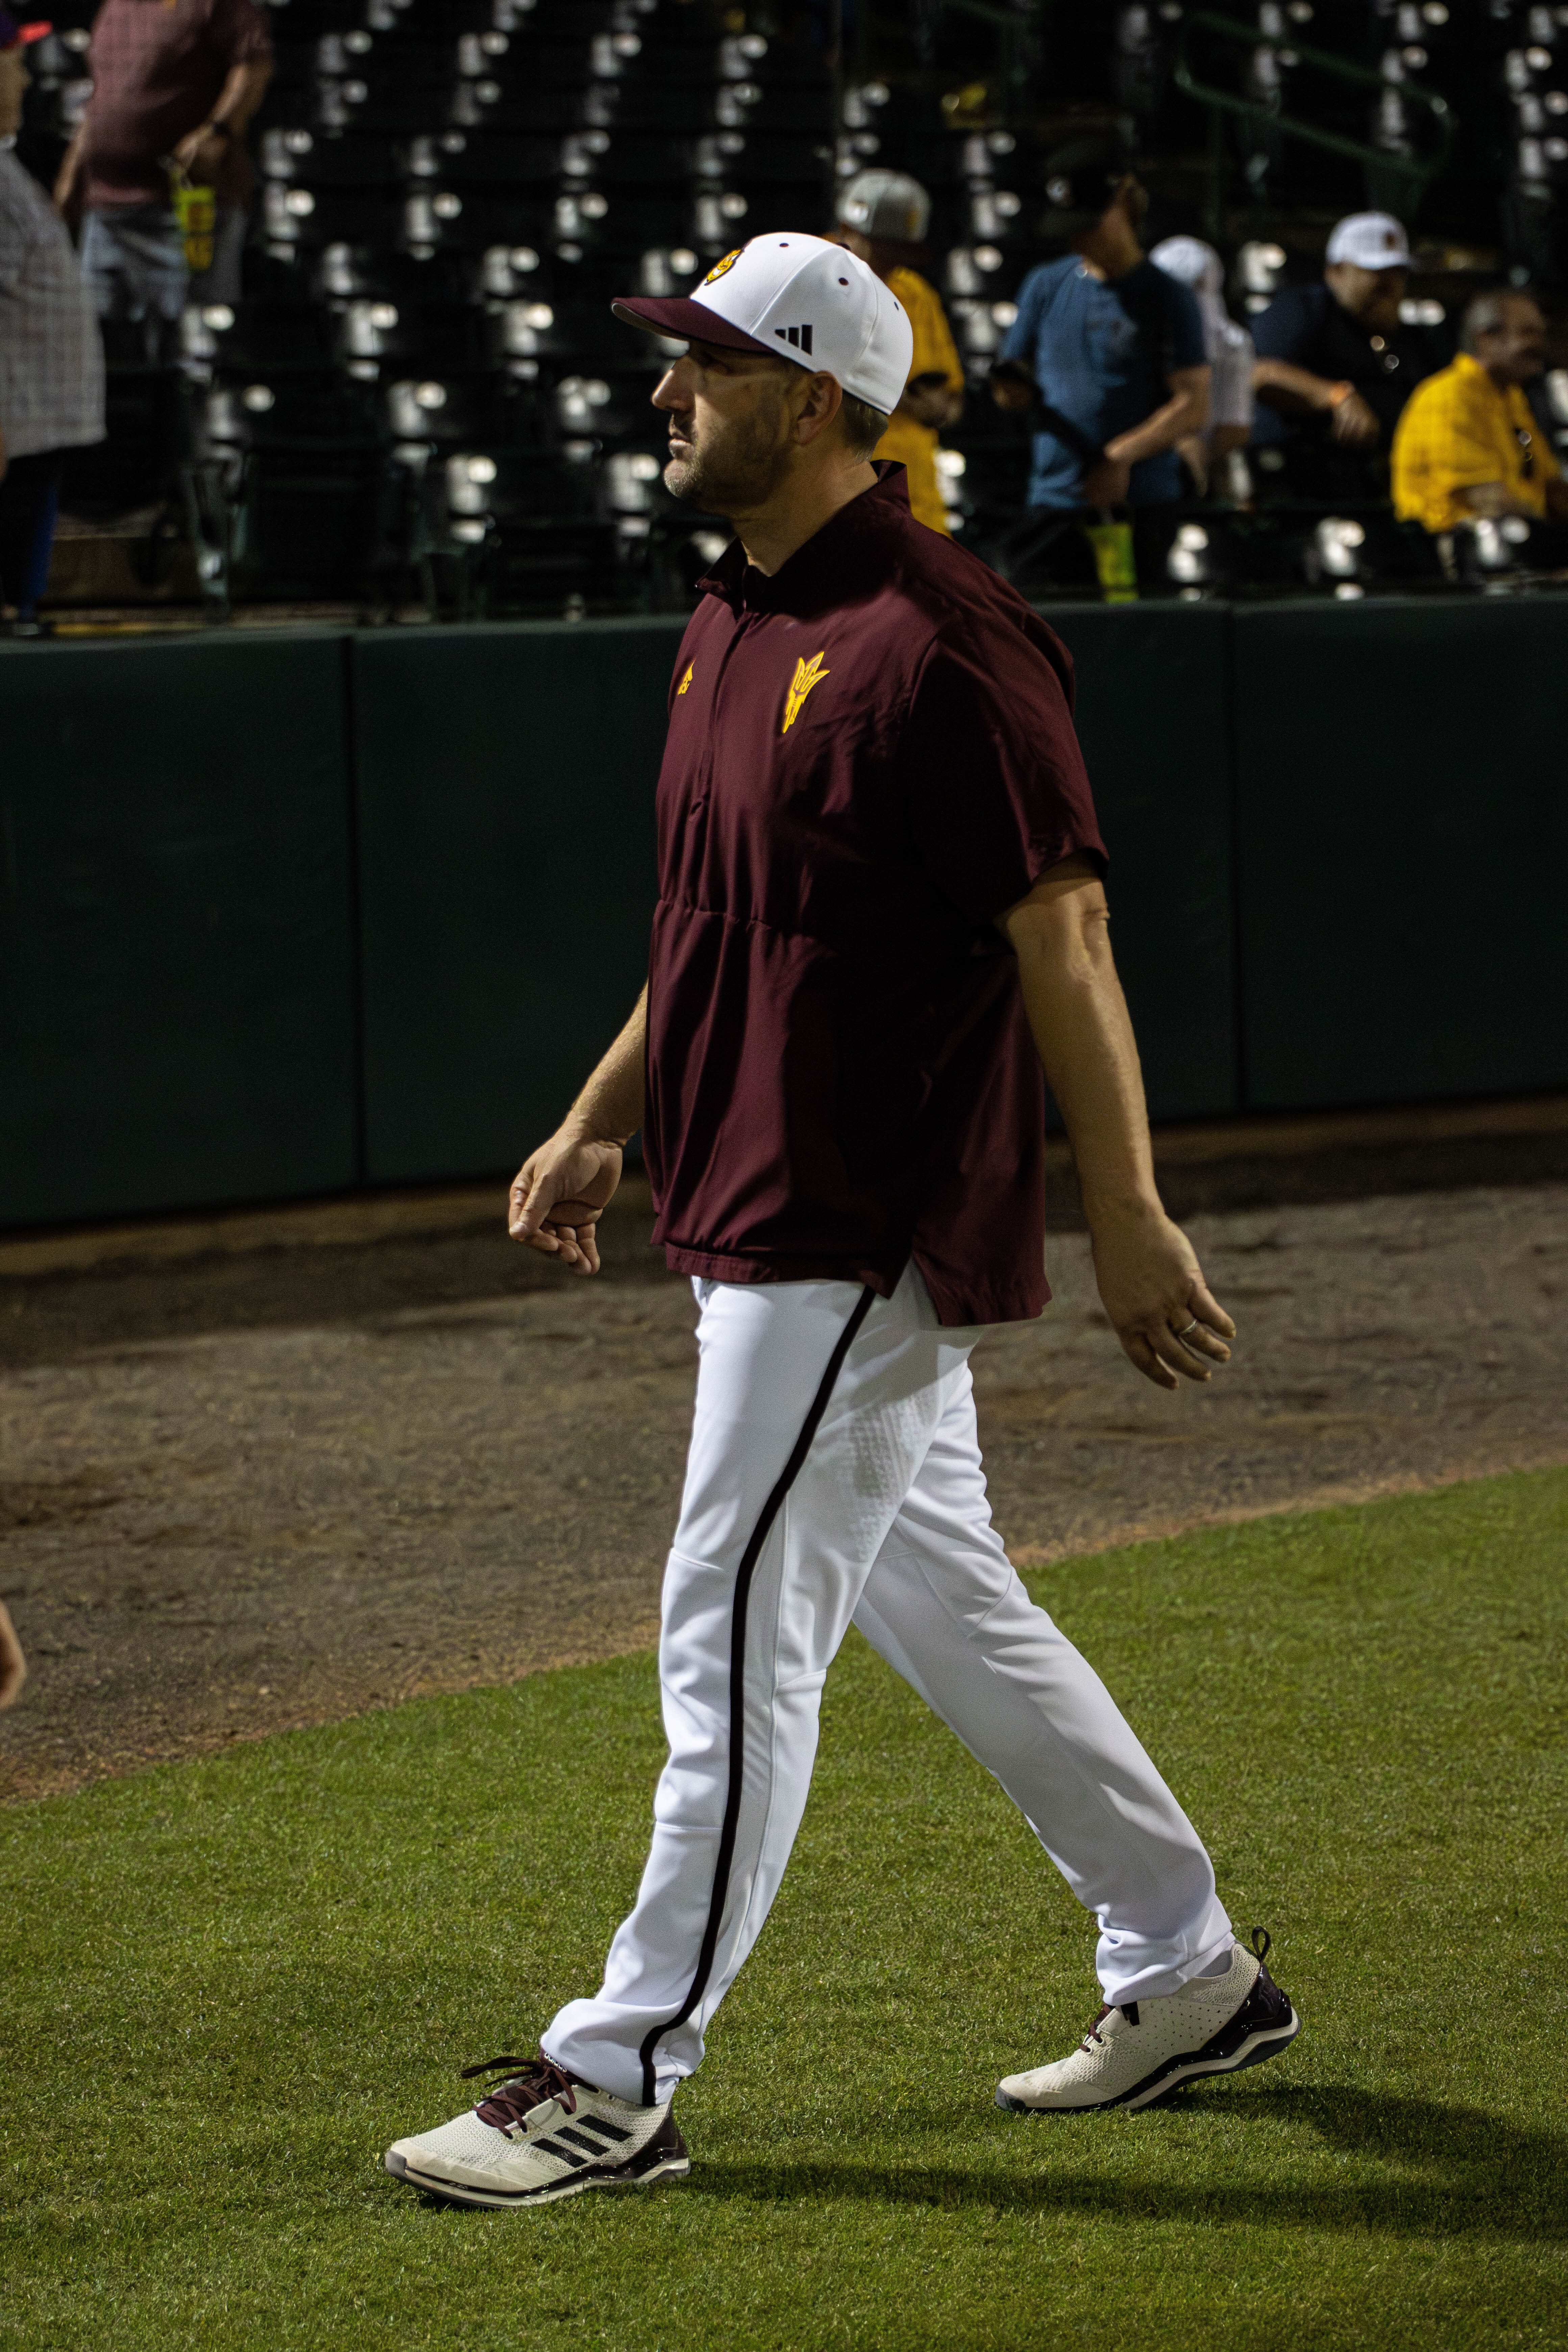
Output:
[{"xmin": 610, "ymin": 294, "xmax": 779, "ymax": 358}]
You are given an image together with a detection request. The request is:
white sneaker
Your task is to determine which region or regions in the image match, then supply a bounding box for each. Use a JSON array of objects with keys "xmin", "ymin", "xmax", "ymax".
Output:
[
  {"xmin": 384, "ymin": 2052, "xmax": 690, "ymax": 2211},
  {"xmin": 997, "ymin": 1930, "xmax": 1302, "ymax": 2114}
]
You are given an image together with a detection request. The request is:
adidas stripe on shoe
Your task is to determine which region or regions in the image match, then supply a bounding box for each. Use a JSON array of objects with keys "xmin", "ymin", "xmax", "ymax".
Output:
[
  {"xmin": 996, "ymin": 1928, "xmax": 1301, "ymax": 2115},
  {"xmin": 384, "ymin": 2053, "xmax": 690, "ymax": 2211}
]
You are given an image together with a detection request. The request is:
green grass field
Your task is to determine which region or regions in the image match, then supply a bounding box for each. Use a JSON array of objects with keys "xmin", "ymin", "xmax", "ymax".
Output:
[{"xmin": 3, "ymin": 1469, "xmax": 1565, "ymax": 2352}]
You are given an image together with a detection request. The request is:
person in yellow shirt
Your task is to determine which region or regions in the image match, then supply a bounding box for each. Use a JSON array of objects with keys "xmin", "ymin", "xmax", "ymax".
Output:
[
  {"xmin": 834, "ymin": 169, "xmax": 965, "ymax": 533},
  {"xmin": 1392, "ymin": 289, "xmax": 1568, "ymax": 533}
]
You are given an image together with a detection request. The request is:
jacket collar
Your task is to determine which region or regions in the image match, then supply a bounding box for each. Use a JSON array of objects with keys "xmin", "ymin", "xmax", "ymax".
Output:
[
  {"xmin": 1452, "ymin": 349, "xmax": 1511, "ymax": 400},
  {"xmin": 695, "ymin": 462, "xmax": 911, "ymax": 617}
]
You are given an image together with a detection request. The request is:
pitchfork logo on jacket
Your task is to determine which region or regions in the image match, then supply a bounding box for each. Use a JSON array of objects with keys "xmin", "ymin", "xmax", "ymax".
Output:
[{"xmin": 782, "ymin": 650, "xmax": 830, "ymax": 732}]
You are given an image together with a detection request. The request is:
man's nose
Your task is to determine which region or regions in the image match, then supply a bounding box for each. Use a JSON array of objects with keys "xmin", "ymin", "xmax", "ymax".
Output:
[{"xmin": 651, "ymin": 363, "xmax": 692, "ymax": 412}]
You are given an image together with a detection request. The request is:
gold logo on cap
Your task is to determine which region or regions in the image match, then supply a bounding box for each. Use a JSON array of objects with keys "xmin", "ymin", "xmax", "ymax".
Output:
[
  {"xmin": 782, "ymin": 650, "xmax": 830, "ymax": 734},
  {"xmin": 677, "ymin": 663, "xmax": 694, "ymax": 695},
  {"xmin": 704, "ymin": 248, "xmax": 743, "ymax": 284}
]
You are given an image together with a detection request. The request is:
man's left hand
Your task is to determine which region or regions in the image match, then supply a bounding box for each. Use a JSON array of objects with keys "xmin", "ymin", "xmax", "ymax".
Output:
[
  {"xmin": 899, "ymin": 374, "xmax": 960, "ymax": 429},
  {"xmin": 1089, "ymin": 1203, "xmax": 1235, "ymax": 1391},
  {"xmin": 1080, "ymin": 454, "xmax": 1131, "ymax": 508},
  {"xmin": 172, "ymin": 124, "xmax": 228, "ymax": 178}
]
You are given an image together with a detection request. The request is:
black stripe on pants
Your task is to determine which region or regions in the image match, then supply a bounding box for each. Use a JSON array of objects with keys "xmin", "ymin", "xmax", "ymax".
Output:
[{"xmin": 636, "ymin": 1284, "xmax": 876, "ymax": 2106}]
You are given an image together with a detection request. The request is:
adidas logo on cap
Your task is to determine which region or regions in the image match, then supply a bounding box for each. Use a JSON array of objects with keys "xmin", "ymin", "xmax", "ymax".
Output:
[{"xmin": 610, "ymin": 235, "xmax": 913, "ymax": 415}]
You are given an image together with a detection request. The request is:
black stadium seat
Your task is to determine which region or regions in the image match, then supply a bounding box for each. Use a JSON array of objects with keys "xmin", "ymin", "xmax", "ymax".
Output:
[{"xmin": 36, "ymin": 0, "xmax": 1511, "ymax": 616}]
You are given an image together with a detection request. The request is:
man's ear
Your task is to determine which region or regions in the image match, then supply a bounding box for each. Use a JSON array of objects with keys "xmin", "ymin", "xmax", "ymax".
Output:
[
  {"xmin": 791, "ymin": 369, "xmax": 844, "ymax": 447},
  {"xmin": 1118, "ymin": 174, "xmax": 1149, "ymax": 227}
]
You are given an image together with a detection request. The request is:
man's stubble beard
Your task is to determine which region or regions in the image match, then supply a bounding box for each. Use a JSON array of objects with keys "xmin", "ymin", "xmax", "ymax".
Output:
[{"xmin": 663, "ymin": 395, "xmax": 793, "ymax": 516}]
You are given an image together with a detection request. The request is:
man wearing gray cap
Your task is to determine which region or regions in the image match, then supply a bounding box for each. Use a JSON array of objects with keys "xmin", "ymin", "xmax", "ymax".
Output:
[
  {"xmin": 834, "ymin": 167, "xmax": 965, "ymax": 534},
  {"xmin": 382, "ymin": 231, "xmax": 1299, "ymax": 2216},
  {"xmin": 1251, "ymin": 211, "xmax": 1443, "ymax": 489}
]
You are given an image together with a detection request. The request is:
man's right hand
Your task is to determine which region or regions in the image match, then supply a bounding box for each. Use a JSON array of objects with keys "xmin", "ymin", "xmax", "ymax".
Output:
[
  {"xmin": 989, "ymin": 361, "xmax": 1035, "ymax": 414},
  {"xmin": 0, "ymin": 1601, "xmax": 26, "ymax": 1712},
  {"xmin": 1328, "ymin": 387, "xmax": 1379, "ymax": 444},
  {"xmin": 508, "ymin": 1129, "xmax": 624, "ymax": 1275},
  {"xmin": 52, "ymin": 135, "xmax": 85, "ymax": 224}
]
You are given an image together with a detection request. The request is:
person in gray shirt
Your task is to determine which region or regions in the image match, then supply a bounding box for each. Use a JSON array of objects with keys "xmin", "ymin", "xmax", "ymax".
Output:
[{"xmin": 0, "ymin": 8, "xmax": 104, "ymax": 629}]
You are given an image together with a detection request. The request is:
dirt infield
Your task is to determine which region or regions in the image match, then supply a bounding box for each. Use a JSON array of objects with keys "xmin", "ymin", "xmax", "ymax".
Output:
[{"xmin": 2, "ymin": 1159, "xmax": 1566, "ymax": 1803}]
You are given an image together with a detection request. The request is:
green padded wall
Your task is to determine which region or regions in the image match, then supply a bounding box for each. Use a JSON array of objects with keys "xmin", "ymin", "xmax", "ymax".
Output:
[
  {"xmin": 0, "ymin": 632, "xmax": 359, "ymax": 1227},
  {"xmin": 353, "ymin": 618, "xmax": 686, "ymax": 1183},
  {"xmin": 1041, "ymin": 600, "xmax": 1238, "ymax": 1121},
  {"xmin": 1233, "ymin": 596, "xmax": 1568, "ymax": 1108},
  {"xmin": 4, "ymin": 596, "xmax": 1559, "ymax": 1232}
]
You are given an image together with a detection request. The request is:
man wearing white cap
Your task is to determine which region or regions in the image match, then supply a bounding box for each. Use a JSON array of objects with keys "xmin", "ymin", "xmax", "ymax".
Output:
[
  {"xmin": 384, "ymin": 234, "xmax": 1300, "ymax": 2214},
  {"xmin": 1251, "ymin": 210, "xmax": 1441, "ymax": 486},
  {"xmin": 1150, "ymin": 235, "xmax": 1256, "ymax": 496}
]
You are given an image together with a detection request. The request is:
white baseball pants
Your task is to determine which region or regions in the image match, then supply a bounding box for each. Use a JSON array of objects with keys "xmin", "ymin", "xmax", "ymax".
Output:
[{"xmin": 543, "ymin": 1266, "xmax": 1232, "ymax": 2107}]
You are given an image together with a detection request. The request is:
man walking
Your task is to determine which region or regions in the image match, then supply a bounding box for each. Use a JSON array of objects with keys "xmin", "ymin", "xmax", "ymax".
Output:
[{"xmin": 385, "ymin": 236, "xmax": 1300, "ymax": 2214}]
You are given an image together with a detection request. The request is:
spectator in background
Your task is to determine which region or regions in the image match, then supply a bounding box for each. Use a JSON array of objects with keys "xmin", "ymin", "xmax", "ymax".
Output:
[
  {"xmin": 1250, "ymin": 212, "xmax": 1441, "ymax": 489},
  {"xmin": 1150, "ymin": 235, "xmax": 1254, "ymax": 498},
  {"xmin": 1392, "ymin": 288, "xmax": 1568, "ymax": 535},
  {"xmin": 990, "ymin": 136, "xmax": 1209, "ymax": 588},
  {"xmin": 834, "ymin": 168, "xmax": 965, "ymax": 535},
  {"xmin": 53, "ymin": 0, "xmax": 272, "ymax": 342},
  {"xmin": 0, "ymin": 7, "xmax": 104, "ymax": 631}
]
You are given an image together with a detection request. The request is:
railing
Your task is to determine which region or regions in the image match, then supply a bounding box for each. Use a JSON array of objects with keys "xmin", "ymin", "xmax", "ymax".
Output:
[{"xmin": 1174, "ymin": 8, "xmax": 1455, "ymax": 208}]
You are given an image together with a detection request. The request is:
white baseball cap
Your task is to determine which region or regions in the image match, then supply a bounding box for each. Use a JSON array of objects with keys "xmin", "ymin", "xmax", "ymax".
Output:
[
  {"xmin": 612, "ymin": 233, "xmax": 914, "ymax": 415},
  {"xmin": 1325, "ymin": 211, "xmax": 1411, "ymax": 271}
]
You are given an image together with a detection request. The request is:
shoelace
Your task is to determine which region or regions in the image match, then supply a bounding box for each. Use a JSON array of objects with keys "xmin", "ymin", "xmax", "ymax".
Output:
[
  {"xmin": 1079, "ymin": 1926, "xmax": 1272, "ymax": 2049},
  {"xmin": 459, "ymin": 2052, "xmax": 581, "ymax": 2131},
  {"xmin": 1080, "ymin": 2000, "xmax": 1135, "ymax": 2048}
]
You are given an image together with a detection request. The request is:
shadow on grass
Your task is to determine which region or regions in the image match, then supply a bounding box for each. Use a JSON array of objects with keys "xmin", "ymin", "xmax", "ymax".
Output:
[{"xmin": 690, "ymin": 2086, "xmax": 1568, "ymax": 2240}]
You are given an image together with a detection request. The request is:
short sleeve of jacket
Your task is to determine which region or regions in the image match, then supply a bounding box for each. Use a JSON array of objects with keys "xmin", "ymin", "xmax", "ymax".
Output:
[
  {"xmin": 1250, "ymin": 286, "xmax": 1317, "ymax": 364},
  {"xmin": 1166, "ymin": 276, "xmax": 1206, "ymax": 373},
  {"xmin": 999, "ymin": 266, "xmax": 1048, "ymax": 368},
  {"xmin": 900, "ymin": 618, "xmax": 1107, "ymax": 925},
  {"xmin": 209, "ymin": 0, "xmax": 275, "ymax": 64}
]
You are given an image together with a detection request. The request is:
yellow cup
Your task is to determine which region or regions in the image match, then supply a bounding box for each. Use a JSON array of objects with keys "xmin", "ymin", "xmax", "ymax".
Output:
[
  {"xmin": 1083, "ymin": 519, "xmax": 1139, "ymax": 604},
  {"xmin": 170, "ymin": 176, "xmax": 217, "ymax": 274}
]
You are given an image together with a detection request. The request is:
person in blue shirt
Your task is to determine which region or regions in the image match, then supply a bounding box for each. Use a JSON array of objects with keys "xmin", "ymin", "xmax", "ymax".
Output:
[{"xmin": 991, "ymin": 135, "xmax": 1209, "ymax": 588}]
